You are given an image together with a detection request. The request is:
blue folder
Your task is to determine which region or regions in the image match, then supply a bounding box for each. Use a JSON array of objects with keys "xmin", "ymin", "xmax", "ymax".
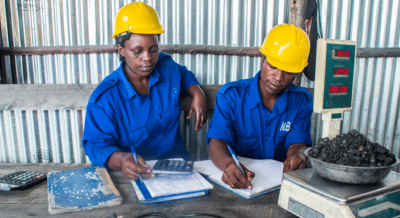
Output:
[{"xmin": 131, "ymin": 172, "xmax": 213, "ymax": 204}]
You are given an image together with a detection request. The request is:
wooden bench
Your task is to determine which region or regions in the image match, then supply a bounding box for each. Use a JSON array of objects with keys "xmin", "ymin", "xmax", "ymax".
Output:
[{"xmin": 0, "ymin": 84, "xmax": 313, "ymax": 163}]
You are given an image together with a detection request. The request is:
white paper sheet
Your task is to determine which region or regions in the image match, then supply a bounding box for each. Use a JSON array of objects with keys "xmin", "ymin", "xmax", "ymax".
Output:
[
  {"xmin": 207, "ymin": 160, "xmax": 283, "ymax": 199},
  {"xmin": 246, "ymin": 160, "xmax": 284, "ymax": 184},
  {"xmin": 142, "ymin": 171, "xmax": 213, "ymax": 198},
  {"xmin": 193, "ymin": 160, "xmax": 222, "ymax": 176},
  {"xmin": 131, "ymin": 180, "xmax": 206, "ymax": 203},
  {"xmin": 193, "ymin": 156, "xmax": 268, "ymax": 176}
]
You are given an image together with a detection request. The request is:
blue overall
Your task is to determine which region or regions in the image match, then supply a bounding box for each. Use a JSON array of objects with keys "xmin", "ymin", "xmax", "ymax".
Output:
[
  {"xmin": 83, "ymin": 52, "xmax": 200, "ymax": 169},
  {"xmin": 206, "ymin": 72, "xmax": 313, "ymax": 162}
]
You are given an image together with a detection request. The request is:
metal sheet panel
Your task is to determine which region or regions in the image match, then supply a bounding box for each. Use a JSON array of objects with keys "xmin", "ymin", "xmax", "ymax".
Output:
[{"xmin": 0, "ymin": 0, "xmax": 399, "ymax": 166}]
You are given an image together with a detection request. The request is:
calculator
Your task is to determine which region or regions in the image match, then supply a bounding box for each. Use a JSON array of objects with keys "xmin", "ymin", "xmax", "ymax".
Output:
[
  {"xmin": 152, "ymin": 159, "xmax": 193, "ymax": 174},
  {"xmin": 0, "ymin": 171, "xmax": 46, "ymax": 191}
]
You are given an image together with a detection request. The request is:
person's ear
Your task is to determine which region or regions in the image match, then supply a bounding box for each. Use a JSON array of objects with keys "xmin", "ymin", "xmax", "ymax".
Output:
[
  {"xmin": 260, "ymin": 55, "xmax": 266, "ymax": 67},
  {"xmin": 117, "ymin": 44, "xmax": 125, "ymax": 58}
]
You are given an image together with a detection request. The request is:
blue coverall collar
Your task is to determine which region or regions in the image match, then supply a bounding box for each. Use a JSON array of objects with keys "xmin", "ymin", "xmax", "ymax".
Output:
[
  {"xmin": 247, "ymin": 71, "xmax": 288, "ymax": 115},
  {"xmin": 246, "ymin": 71, "xmax": 263, "ymax": 110},
  {"xmin": 117, "ymin": 62, "xmax": 164, "ymax": 101}
]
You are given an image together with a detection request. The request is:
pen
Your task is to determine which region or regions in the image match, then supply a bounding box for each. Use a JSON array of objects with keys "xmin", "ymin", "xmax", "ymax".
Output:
[
  {"xmin": 226, "ymin": 145, "xmax": 247, "ymax": 180},
  {"xmin": 131, "ymin": 146, "xmax": 144, "ymax": 185}
]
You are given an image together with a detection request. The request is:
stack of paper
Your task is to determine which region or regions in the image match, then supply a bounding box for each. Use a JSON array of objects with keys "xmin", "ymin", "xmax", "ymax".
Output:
[
  {"xmin": 131, "ymin": 160, "xmax": 213, "ymax": 203},
  {"xmin": 194, "ymin": 157, "xmax": 283, "ymax": 199}
]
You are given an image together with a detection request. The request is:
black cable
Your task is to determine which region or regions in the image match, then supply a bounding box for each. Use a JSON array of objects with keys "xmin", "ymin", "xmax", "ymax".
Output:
[
  {"xmin": 135, "ymin": 213, "xmax": 168, "ymax": 218},
  {"xmin": 178, "ymin": 213, "xmax": 226, "ymax": 218},
  {"xmin": 135, "ymin": 213, "xmax": 226, "ymax": 218},
  {"xmin": 316, "ymin": 0, "xmax": 324, "ymax": 39}
]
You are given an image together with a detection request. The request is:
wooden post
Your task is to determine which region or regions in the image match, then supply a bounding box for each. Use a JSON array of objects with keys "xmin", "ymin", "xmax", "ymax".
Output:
[{"xmin": 289, "ymin": 0, "xmax": 308, "ymax": 86}]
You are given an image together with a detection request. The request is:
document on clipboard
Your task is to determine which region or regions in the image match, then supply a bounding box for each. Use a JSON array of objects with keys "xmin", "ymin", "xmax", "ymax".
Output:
[{"xmin": 131, "ymin": 159, "xmax": 213, "ymax": 203}]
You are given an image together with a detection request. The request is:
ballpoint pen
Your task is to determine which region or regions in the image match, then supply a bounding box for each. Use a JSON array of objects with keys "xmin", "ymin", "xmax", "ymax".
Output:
[
  {"xmin": 131, "ymin": 146, "xmax": 144, "ymax": 185},
  {"xmin": 226, "ymin": 145, "xmax": 247, "ymax": 180}
]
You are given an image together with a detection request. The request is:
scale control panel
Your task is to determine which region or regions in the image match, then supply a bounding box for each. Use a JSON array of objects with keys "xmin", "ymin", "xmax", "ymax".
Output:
[{"xmin": 314, "ymin": 39, "xmax": 357, "ymax": 117}]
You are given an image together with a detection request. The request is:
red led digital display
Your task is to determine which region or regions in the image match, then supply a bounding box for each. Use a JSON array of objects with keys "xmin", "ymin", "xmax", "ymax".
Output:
[
  {"xmin": 334, "ymin": 68, "xmax": 349, "ymax": 75},
  {"xmin": 335, "ymin": 50, "xmax": 350, "ymax": 57},
  {"xmin": 329, "ymin": 86, "xmax": 348, "ymax": 93}
]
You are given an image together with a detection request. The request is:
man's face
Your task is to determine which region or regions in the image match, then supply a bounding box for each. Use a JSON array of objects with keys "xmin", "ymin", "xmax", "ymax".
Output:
[
  {"xmin": 117, "ymin": 33, "xmax": 159, "ymax": 77},
  {"xmin": 259, "ymin": 56, "xmax": 297, "ymax": 95}
]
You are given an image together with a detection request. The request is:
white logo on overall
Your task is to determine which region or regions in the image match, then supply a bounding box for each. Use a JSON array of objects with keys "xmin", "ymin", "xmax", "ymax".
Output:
[{"xmin": 280, "ymin": 122, "xmax": 291, "ymax": 131}]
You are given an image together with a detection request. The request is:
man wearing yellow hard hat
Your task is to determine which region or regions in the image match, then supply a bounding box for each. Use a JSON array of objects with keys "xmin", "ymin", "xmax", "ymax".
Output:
[
  {"xmin": 82, "ymin": 2, "xmax": 208, "ymax": 180},
  {"xmin": 207, "ymin": 24, "xmax": 312, "ymax": 189}
]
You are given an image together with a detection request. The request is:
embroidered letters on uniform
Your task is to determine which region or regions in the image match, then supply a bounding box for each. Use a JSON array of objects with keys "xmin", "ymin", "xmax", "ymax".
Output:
[{"xmin": 280, "ymin": 122, "xmax": 291, "ymax": 131}]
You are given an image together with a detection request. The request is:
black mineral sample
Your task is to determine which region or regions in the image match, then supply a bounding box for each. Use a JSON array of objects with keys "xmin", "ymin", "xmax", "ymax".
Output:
[
  {"xmin": 375, "ymin": 146, "xmax": 388, "ymax": 154},
  {"xmin": 384, "ymin": 157, "xmax": 394, "ymax": 166},
  {"xmin": 376, "ymin": 154, "xmax": 387, "ymax": 161},
  {"xmin": 309, "ymin": 129, "xmax": 397, "ymax": 167},
  {"xmin": 311, "ymin": 147, "xmax": 320, "ymax": 155}
]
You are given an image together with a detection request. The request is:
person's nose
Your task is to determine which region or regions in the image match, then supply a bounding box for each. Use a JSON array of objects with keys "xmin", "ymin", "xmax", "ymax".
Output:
[
  {"xmin": 142, "ymin": 51, "xmax": 152, "ymax": 62},
  {"xmin": 274, "ymin": 70, "xmax": 284, "ymax": 82}
]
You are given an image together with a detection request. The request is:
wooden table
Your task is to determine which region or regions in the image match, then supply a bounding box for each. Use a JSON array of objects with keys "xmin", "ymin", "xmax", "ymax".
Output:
[{"xmin": 0, "ymin": 164, "xmax": 296, "ymax": 218}]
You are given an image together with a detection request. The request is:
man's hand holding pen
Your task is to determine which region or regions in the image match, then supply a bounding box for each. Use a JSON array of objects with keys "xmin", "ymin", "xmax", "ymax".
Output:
[
  {"xmin": 221, "ymin": 161, "xmax": 255, "ymax": 190},
  {"xmin": 222, "ymin": 145, "xmax": 255, "ymax": 190}
]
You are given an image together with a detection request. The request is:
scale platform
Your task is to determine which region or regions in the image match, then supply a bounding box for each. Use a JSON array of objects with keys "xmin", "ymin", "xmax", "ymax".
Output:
[{"xmin": 278, "ymin": 168, "xmax": 400, "ymax": 218}]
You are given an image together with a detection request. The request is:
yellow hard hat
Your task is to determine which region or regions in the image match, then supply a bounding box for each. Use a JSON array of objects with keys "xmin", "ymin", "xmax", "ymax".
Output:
[
  {"xmin": 112, "ymin": 2, "xmax": 165, "ymax": 38},
  {"xmin": 259, "ymin": 24, "xmax": 310, "ymax": 73}
]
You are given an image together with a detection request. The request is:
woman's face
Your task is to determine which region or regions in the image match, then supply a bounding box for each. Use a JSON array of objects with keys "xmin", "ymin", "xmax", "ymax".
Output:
[{"xmin": 118, "ymin": 33, "xmax": 159, "ymax": 77}]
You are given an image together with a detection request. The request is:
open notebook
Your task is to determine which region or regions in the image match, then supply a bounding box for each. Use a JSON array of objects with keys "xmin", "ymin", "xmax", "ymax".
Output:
[
  {"xmin": 131, "ymin": 159, "xmax": 213, "ymax": 203},
  {"xmin": 194, "ymin": 157, "xmax": 283, "ymax": 199}
]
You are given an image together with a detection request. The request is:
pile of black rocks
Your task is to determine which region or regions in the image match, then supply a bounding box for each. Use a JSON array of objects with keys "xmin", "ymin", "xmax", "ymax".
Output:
[{"xmin": 308, "ymin": 129, "xmax": 397, "ymax": 167}]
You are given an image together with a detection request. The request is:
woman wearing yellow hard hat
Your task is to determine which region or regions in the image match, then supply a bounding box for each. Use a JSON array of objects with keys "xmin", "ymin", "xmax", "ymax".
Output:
[
  {"xmin": 207, "ymin": 24, "xmax": 311, "ymax": 189},
  {"xmin": 82, "ymin": 2, "xmax": 208, "ymax": 180}
]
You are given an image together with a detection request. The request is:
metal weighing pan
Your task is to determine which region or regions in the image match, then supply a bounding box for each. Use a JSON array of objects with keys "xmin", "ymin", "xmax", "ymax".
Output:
[{"xmin": 305, "ymin": 148, "xmax": 400, "ymax": 184}]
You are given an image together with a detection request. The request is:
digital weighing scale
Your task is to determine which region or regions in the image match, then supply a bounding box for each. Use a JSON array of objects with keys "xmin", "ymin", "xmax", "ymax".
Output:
[
  {"xmin": 278, "ymin": 39, "xmax": 400, "ymax": 217},
  {"xmin": 278, "ymin": 168, "xmax": 400, "ymax": 218},
  {"xmin": 313, "ymin": 38, "xmax": 356, "ymax": 139}
]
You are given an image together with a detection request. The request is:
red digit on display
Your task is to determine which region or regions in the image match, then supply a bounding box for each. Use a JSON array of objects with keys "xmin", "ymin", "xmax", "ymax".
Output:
[
  {"xmin": 345, "ymin": 51, "xmax": 350, "ymax": 57},
  {"xmin": 345, "ymin": 69, "xmax": 349, "ymax": 74}
]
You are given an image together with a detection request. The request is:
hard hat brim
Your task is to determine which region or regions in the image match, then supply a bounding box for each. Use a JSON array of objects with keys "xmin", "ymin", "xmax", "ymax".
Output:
[
  {"xmin": 265, "ymin": 55, "xmax": 308, "ymax": 73},
  {"xmin": 113, "ymin": 29, "xmax": 165, "ymax": 38}
]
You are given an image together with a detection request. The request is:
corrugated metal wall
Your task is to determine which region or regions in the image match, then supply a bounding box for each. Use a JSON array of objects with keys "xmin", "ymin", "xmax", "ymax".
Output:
[
  {"xmin": 1, "ymin": 0, "xmax": 400, "ymax": 166},
  {"xmin": 302, "ymin": 0, "xmax": 400, "ymax": 172}
]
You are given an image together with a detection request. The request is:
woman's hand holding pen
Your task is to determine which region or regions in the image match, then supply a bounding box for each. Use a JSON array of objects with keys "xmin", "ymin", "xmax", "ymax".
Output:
[
  {"xmin": 222, "ymin": 161, "xmax": 255, "ymax": 190},
  {"xmin": 107, "ymin": 152, "xmax": 155, "ymax": 180},
  {"xmin": 186, "ymin": 85, "xmax": 208, "ymax": 132},
  {"xmin": 121, "ymin": 154, "xmax": 155, "ymax": 180}
]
